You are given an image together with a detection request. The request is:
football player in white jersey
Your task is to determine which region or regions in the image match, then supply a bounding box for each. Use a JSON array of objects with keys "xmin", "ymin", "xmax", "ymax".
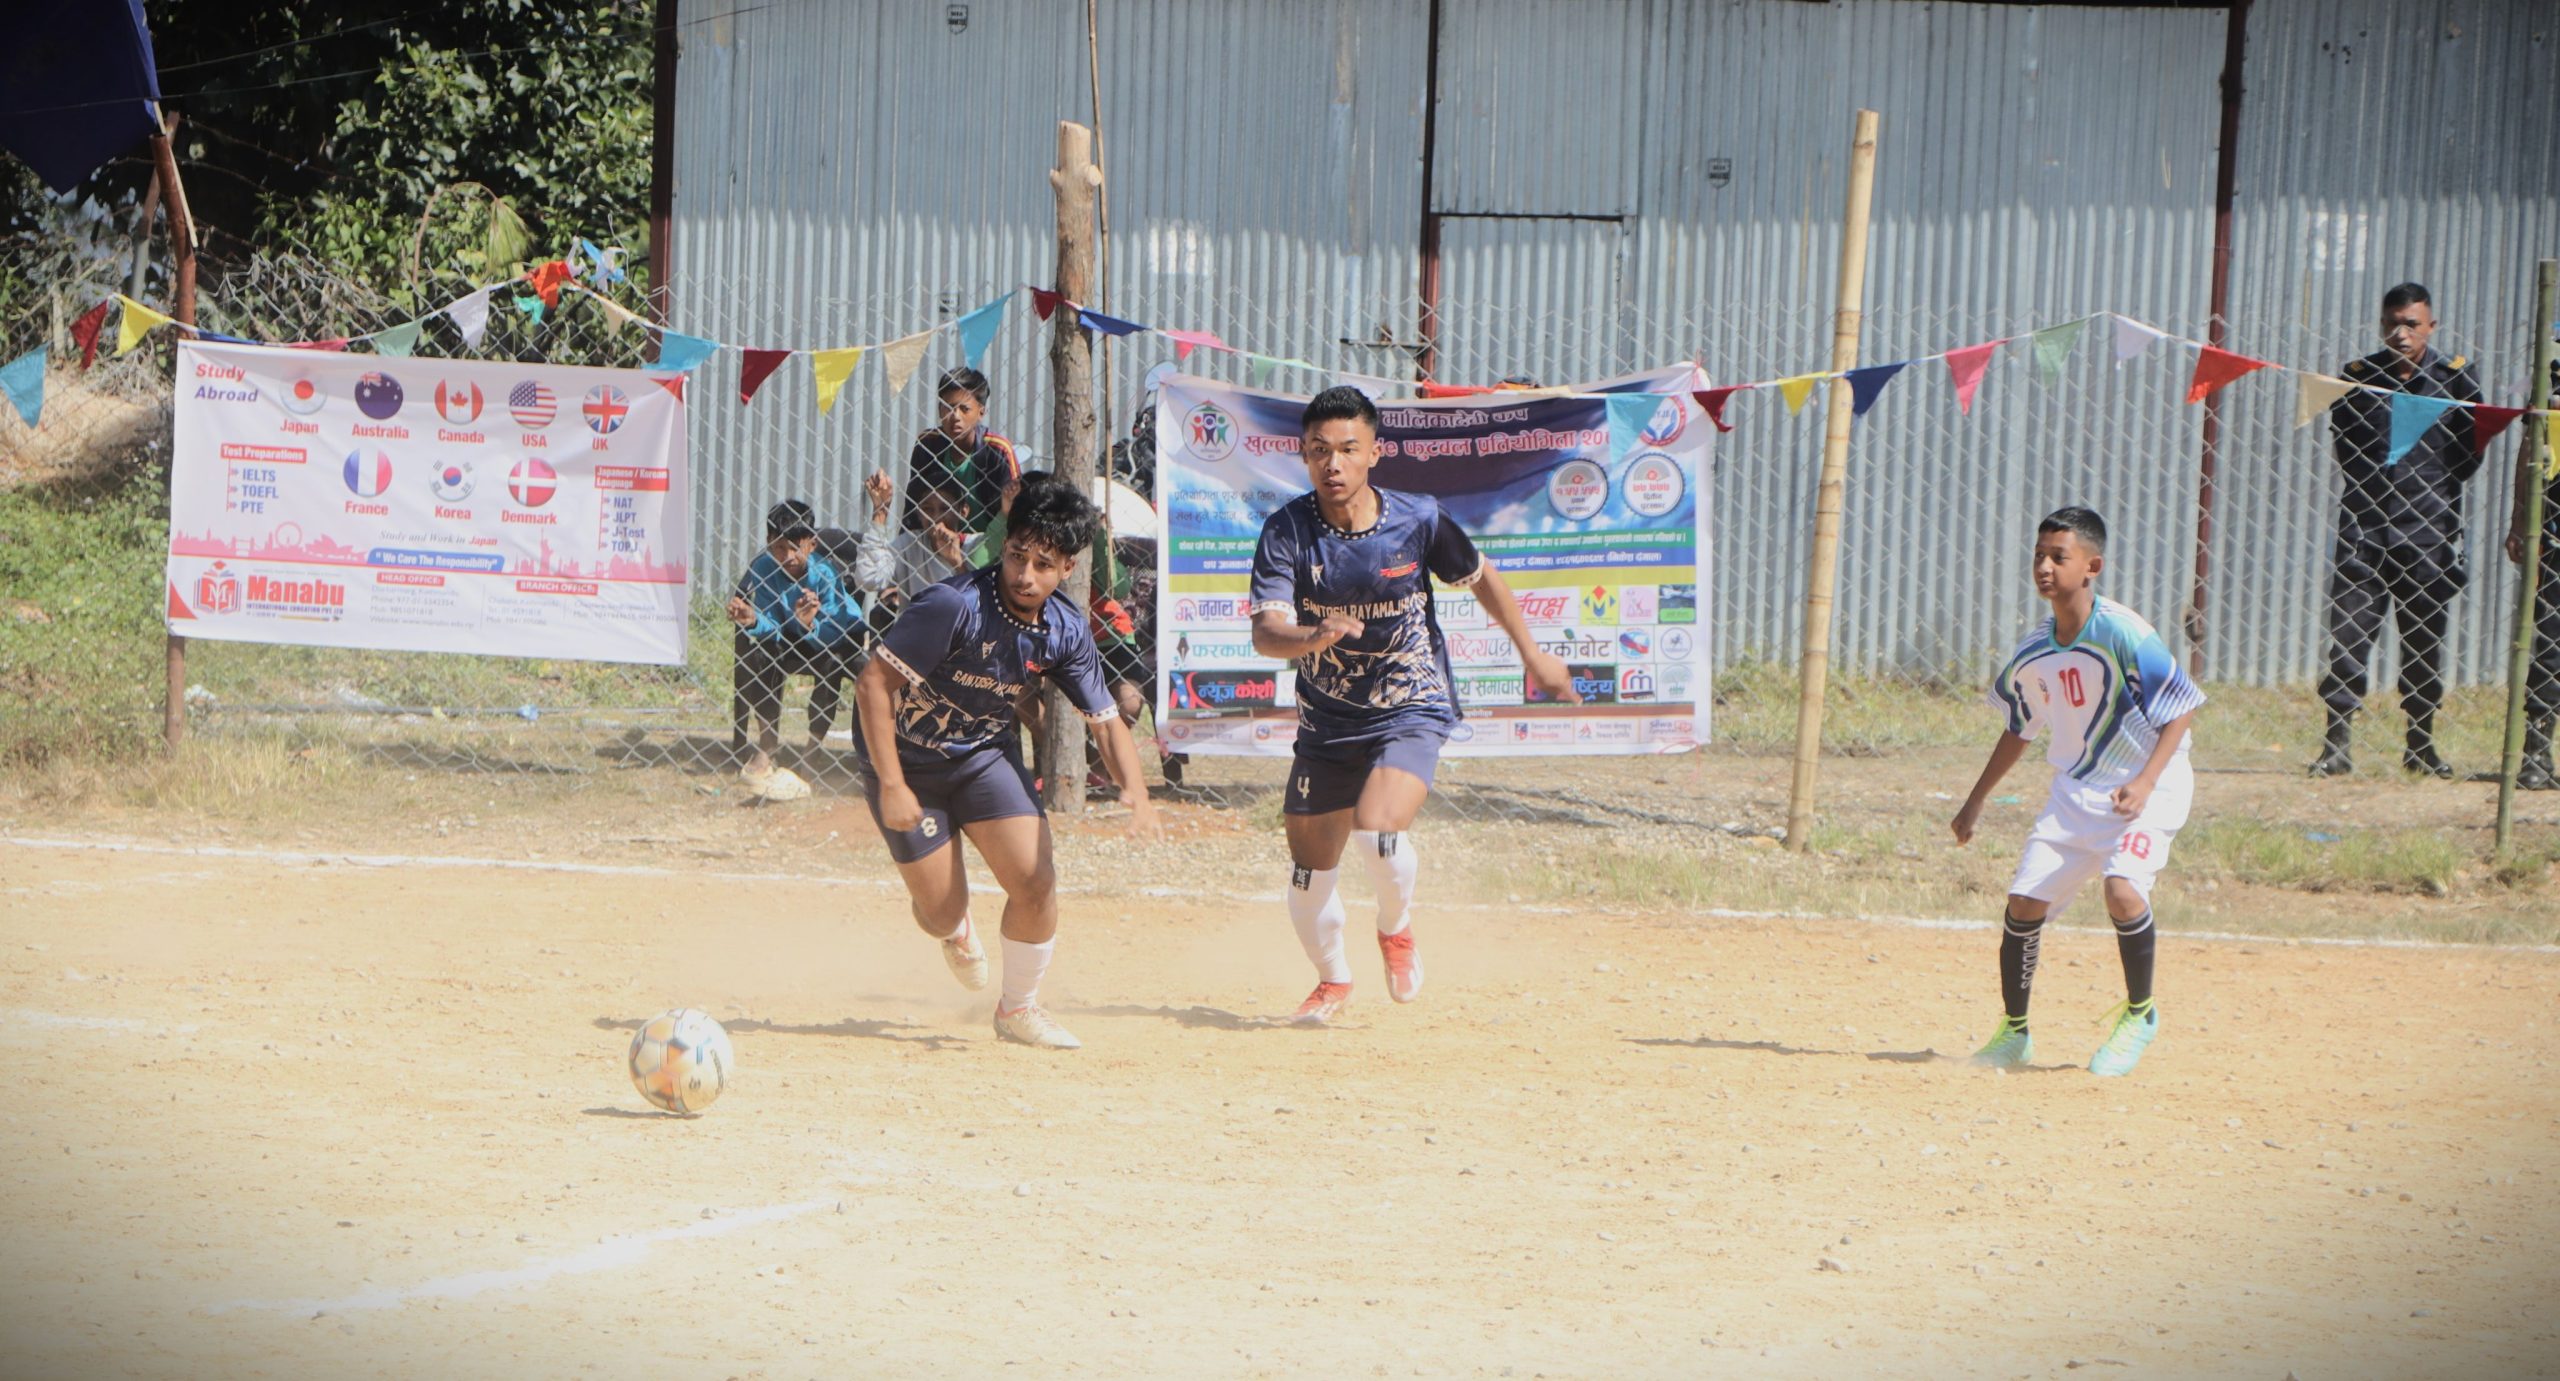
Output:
[{"xmin": 1951, "ymin": 508, "xmax": 2205, "ymax": 1076}]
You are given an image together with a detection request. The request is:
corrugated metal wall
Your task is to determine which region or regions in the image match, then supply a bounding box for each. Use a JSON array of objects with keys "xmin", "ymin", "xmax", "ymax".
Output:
[{"xmin": 668, "ymin": 0, "xmax": 2557, "ymax": 687}]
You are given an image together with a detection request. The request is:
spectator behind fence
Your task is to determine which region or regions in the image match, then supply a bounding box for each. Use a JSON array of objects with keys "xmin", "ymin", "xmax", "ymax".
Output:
[
  {"xmin": 2507, "ymin": 343, "xmax": 2560, "ymax": 791},
  {"xmin": 2310, "ymin": 282, "xmax": 2486, "ymax": 781},
  {"xmin": 728, "ymin": 499, "xmax": 866, "ymax": 793},
  {"xmin": 867, "ymin": 468, "xmax": 977, "ymax": 604},
  {"xmin": 904, "ymin": 366, "xmax": 1020, "ymax": 539}
]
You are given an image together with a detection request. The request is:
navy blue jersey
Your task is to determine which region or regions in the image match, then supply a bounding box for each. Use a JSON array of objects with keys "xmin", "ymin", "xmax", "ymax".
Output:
[
  {"xmin": 868, "ymin": 567, "xmax": 1119, "ymax": 766},
  {"xmin": 1249, "ymin": 487, "xmax": 1487, "ymax": 739}
]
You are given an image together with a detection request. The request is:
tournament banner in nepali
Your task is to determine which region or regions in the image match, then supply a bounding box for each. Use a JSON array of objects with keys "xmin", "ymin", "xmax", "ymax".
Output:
[
  {"xmin": 1156, "ymin": 367, "xmax": 1711, "ymax": 757},
  {"xmin": 165, "ymin": 341, "xmax": 691, "ymax": 665}
]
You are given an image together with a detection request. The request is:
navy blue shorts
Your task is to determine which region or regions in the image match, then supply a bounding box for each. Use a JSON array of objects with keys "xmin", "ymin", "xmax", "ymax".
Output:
[
  {"xmin": 860, "ymin": 744, "xmax": 1040, "ymax": 863},
  {"xmin": 1284, "ymin": 722, "xmax": 1452, "ymax": 816}
]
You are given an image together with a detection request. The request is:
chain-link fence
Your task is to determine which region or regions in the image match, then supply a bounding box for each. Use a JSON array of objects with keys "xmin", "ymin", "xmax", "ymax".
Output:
[{"xmin": 5, "ymin": 224, "xmax": 2553, "ymax": 824}]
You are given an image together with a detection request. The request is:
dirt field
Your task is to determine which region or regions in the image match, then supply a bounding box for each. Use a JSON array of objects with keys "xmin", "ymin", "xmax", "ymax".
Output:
[{"xmin": 1, "ymin": 826, "xmax": 2554, "ymax": 1380}]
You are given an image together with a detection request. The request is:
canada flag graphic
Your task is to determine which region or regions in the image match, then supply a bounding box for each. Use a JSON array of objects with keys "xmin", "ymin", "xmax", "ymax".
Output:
[{"xmin": 434, "ymin": 380, "xmax": 484, "ymax": 424}]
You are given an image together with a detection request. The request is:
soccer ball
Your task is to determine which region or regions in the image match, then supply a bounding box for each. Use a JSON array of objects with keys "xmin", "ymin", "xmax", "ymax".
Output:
[{"xmin": 628, "ymin": 1009, "xmax": 733, "ymax": 1114}]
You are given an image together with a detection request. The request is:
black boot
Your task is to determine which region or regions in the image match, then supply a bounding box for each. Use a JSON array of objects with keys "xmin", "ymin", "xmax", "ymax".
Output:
[
  {"xmin": 2403, "ymin": 714, "xmax": 2455, "ymax": 780},
  {"xmin": 2520, "ymin": 716, "xmax": 2558, "ymax": 791},
  {"xmin": 2307, "ymin": 711, "xmax": 2354, "ymax": 778}
]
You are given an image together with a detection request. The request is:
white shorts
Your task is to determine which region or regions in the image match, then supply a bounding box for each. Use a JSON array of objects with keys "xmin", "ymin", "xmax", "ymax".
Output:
[{"xmin": 2007, "ymin": 755, "xmax": 2193, "ymax": 913}]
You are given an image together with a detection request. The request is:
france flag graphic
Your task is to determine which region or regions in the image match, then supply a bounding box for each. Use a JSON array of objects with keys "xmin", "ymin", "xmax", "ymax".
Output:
[{"xmin": 343, "ymin": 448, "xmax": 393, "ymax": 497}]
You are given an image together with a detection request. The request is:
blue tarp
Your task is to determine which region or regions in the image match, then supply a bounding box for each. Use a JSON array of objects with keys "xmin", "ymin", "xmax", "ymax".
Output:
[{"xmin": 0, "ymin": 0, "xmax": 163, "ymax": 194}]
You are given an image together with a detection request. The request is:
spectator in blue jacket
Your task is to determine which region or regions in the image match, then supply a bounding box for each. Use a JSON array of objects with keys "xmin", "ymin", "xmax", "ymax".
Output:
[{"xmin": 728, "ymin": 499, "xmax": 866, "ymax": 784}]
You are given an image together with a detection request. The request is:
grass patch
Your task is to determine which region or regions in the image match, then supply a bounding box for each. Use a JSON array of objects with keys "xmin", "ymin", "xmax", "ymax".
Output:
[{"xmin": 2179, "ymin": 817, "xmax": 2467, "ymax": 896}]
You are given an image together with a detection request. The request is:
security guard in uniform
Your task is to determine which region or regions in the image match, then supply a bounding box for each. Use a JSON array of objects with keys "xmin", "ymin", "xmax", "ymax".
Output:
[
  {"xmin": 2310, "ymin": 282, "xmax": 2487, "ymax": 779},
  {"xmin": 2505, "ymin": 344, "xmax": 2560, "ymax": 790}
]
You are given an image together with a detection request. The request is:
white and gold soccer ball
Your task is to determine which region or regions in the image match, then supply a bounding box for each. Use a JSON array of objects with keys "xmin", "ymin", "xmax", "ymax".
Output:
[{"xmin": 628, "ymin": 1008, "xmax": 733, "ymax": 1114}]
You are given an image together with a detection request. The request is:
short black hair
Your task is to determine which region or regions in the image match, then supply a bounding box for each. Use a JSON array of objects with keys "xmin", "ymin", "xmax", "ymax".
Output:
[
  {"xmin": 1301, "ymin": 384, "xmax": 1380, "ymax": 435},
  {"xmin": 937, "ymin": 367, "xmax": 990, "ymax": 406},
  {"xmin": 766, "ymin": 498, "xmax": 815, "ymax": 544},
  {"xmin": 2381, "ymin": 282, "xmax": 2433, "ymax": 313},
  {"xmin": 2037, "ymin": 506, "xmax": 2107, "ymax": 554},
  {"xmin": 1004, "ymin": 472, "xmax": 1100, "ymax": 561}
]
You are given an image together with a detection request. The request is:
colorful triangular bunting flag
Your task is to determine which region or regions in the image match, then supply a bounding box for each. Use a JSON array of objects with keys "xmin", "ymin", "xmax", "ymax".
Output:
[
  {"xmin": 879, "ymin": 330, "xmax": 935, "ymax": 395},
  {"xmin": 2111, "ymin": 315, "xmax": 2165, "ymax": 363},
  {"xmin": 371, "ymin": 321, "xmax": 422, "ymax": 357},
  {"xmin": 1246, "ymin": 355, "xmax": 1280, "ymax": 389},
  {"xmin": 114, "ymin": 295, "xmax": 172, "ymax": 354},
  {"xmin": 1945, "ymin": 340, "xmax": 2005, "ymax": 415},
  {"xmin": 1843, "ymin": 361, "xmax": 1909, "ymax": 418},
  {"xmin": 1162, "ymin": 329, "xmax": 1230, "ymax": 362},
  {"xmin": 1604, "ymin": 394, "xmax": 1657, "ymax": 463},
  {"xmin": 957, "ymin": 293, "xmax": 1010, "ymax": 370},
  {"xmin": 1078, "ymin": 308, "xmax": 1142, "ymax": 338},
  {"xmin": 443, "ymin": 288, "xmax": 492, "ymax": 349},
  {"xmin": 2030, "ymin": 319, "xmax": 2089, "ymax": 382},
  {"xmin": 2293, "ymin": 374, "xmax": 2357, "ymax": 428},
  {"xmin": 737, "ymin": 348, "xmax": 792, "ymax": 404},
  {"xmin": 2472, "ymin": 404, "xmax": 2527, "ymax": 452},
  {"xmin": 0, "ymin": 347, "xmax": 44, "ymax": 428},
  {"xmin": 1691, "ymin": 386, "xmax": 1741, "ymax": 433},
  {"xmin": 2186, "ymin": 346, "xmax": 2268, "ymax": 404},
  {"xmin": 653, "ymin": 329, "xmax": 718, "ymax": 374},
  {"xmin": 2385, "ymin": 393, "xmax": 2460, "ymax": 466},
  {"xmin": 71, "ymin": 300, "xmax": 111, "ymax": 370},
  {"xmin": 1776, "ymin": 375, "xmax": 1822, "ymax": 415},
  {"xmin": 1029, "ymin": 288, "xmax": 1063, "ymax": 322},
  {"xmin": 811, "ymin": 346, "xmax": 865, "ymax": 415}
]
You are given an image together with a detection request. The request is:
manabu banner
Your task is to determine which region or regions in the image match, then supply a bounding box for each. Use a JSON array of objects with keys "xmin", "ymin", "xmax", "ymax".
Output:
[
  {"xmin": 165, "ymin": 341, "xmax": 691, "ymax": 664},
  {"xmin": 1156, "ymin": 367, "xmax": 1711, "ymax": 756}
]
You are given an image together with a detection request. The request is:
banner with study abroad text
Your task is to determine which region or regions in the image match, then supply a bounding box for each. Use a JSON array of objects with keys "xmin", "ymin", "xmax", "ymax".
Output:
[
  {"xmin": 165, "ymin": 341, "xmax": 690, "ymax": 664},
  {"xmin": 1156, "ymin": 367, "xmax": 1711, "ymax": 757}
]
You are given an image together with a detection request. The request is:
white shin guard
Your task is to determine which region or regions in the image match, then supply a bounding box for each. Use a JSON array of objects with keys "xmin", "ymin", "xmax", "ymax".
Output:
[
  {"xmin": 1287, "ymin": 865, "xmax": 1351, "ymax": 982},
  {"xmin": 1351, "ymin": 829, "xmax": 1420, "ymax": 936}
]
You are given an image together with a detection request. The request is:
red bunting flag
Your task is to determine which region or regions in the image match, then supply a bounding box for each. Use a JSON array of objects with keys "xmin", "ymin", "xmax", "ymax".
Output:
[
  {"xmin": 2471, "ymin": 404, "xmax": 2526, "ymax": 451},
  {"xmin": 71, "ymin": 299, "xmax": 111, "ymax": 370},
  {"xmin": 528, "ymin": 260, "xmax": 575, "ymax": 310},
  {"xmin": 1029, "ymin": 288, "xmax": 1063, "ymax": 321},
  {"xmin": 288, "ymin": 338, "xmax": 350, "ymax": 352},
  {"xmin": 1690, "ymin": 386, "xmax": 1741, "ymax": 433},
  {"xmin": 1419, "ymin": 382, "xmax": 1493, "ymax": 399},
  {"xmin": 1945, "ymin": 340, "xmax": 2006, "ymax": 416},
  {"xmin": 737, "ymin": 348, "xmax": 792, "ymax": 404},
  {"xmin": 2186, "ymin": 346, "xmax": 2269, "ymax": 404}
]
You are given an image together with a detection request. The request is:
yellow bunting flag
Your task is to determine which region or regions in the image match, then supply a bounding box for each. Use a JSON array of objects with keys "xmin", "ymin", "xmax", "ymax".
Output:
[
  {"xmin": 114, "ymin": 295, "xmax": 173, "ymax": 355},
  {"xmin": 1776, "ymin": 374, "xmax": 1823, "ymax": 415},
  {"xmin": 2292, "ymin": 373, "xmax": 2357, "ymax": 429},
  {"xmin": 811, "ymin": 346, "xmax": 866, "ymax": 414},
  {"xmin": 878, "ymin": 330, "xmax": 935, "ymax": 396}
]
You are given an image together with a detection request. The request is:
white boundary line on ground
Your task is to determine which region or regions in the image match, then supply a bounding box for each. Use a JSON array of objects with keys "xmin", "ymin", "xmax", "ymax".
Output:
[
  {"xmin": 6, "ymin": 834, "xmax": 2554, "ymax": 955},
  {"xmin": 204, "ymin": 1197, "xmax": 836, "ymax": 1316}
]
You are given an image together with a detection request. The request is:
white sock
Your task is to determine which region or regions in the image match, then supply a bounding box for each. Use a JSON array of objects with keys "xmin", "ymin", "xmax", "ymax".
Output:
[
  {"xmin": 1287, "ymin": 865, "xmax": 1351, "ymax": 983},
  {"xmin": 1352, "ymin": 829, "xmax": 1419, "ymax": 936},
  {"xmin": 999, "ymin": 936, "xmax": 1053, "ymax": 1011},
  {"xmin": 940, "ymin": 914, "xmax": 975, "ymax": 948}
]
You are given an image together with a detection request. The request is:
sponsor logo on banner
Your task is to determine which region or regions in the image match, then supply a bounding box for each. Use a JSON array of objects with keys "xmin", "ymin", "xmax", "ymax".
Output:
[
  {"xmin": 1659, "ymin": 662, "xmax": 1696, "ymax": 701},
  {"xmin": 1658, "ymin": 582, "xmax": 1698, "ymax": 624},
  {"xmin": 1660, "ymin": 627, "xmax": 1696, "ymax": 663},
  {"xmin": 277, "ymin": 375, "xmax": 324, "ymax": 415},
  {"xmin": 1548, "ymin": 459, "xmax": 1607, "ymax": 520},
  {"xmin": 1638, "ymin": 395, "xmax": 1686, "ymax": 447},
  {"xmin": 430, "ymin": 460, "xmax": 475, "ymax": 503},
  {"xmin": 1169, "ymin": 670, "xmax": 1280, "ymax": 711},
  {"xmin": 508, "ymin": 381, "xmax": 557, "ymax": 429},
  {"xmin": 1527, "ymin": 663, "xmax": 1617, "ymax": 704},
  {"xmin": 1185, "ymin": 403, "xmax": 1236, "ymax": 461},
  {"xmin": 195, "ymin": 561, "xmax": 241, "ymax": 614},
  {"xmin": 342, "ymin": 449, "xmax": 393, "ymax": 497},
  {"xmin": 583, "ymin": 385, "xmax": 629, "ymax": 436},
  {"xmin": 1507, "ymin": 719, "xmax": 1574, "ymax": 744},
  {"xmin": 1446, "ymin": 630, "xmax": 1518, "ymax": 666},
  {"xmin": 1435, "ymin": 592, "xmax": 1484, "ymax": 629},
  {"xmin": 1171, "ymin": 635, "xmax": 1260, "ymax": 666},
  {"xmin": 1623, "ymin": 452, "xmax": 1686, "ymax": 518},
  {"xmin": 1621, "ymin": 585, "xmax": 1659, "ymax": 624},
  {"xmin": 1252, "ymin": 721, "xmax": 1281, "ymax": 742},
  {"xmin": 1644, "ymin": 716, "xmax": 1696, "ymax": 743},
  {"xmin": 1574, "ymin": 719, "xmax": 1639, "ymax": 744},
  {"xmin": 1532, "ymin": 628, "xmax": 1615, "ymax": 661},
  {"xmin": 508, "ymin": 457, "xmax": 558, "ymax": 507},
  {"xmin": 1457, "ymin": 673, "xmax": 1523, "ymax": 707},
  {"xmin": 245, "ymin": 573, "xmax": 348, "ymax": 620},
  {"xmin": 1618, "ymin": 629, "xmax": 1653, "ymax": 660},
  {"xmin": 353, "ymin": 372, "xmax": 405, "ymax": 420},
  {"xmin": 1618, "ymin": 665, "xmax": 1657, "ymax": 701},
  {"xmin": 1580, "ymin": 584, "xmax": 1619, "ymax": 625},
  {"xmin": 1171, "ymin": 596, "xmax": 1251, "ymax": 626},
  {"xmin": 434, "ymin": 380, "xmax": 484, "ymax": 424},
  {"xmin": 1515, "ymin": 590, "xmax": 1569, "ymax": 623}
]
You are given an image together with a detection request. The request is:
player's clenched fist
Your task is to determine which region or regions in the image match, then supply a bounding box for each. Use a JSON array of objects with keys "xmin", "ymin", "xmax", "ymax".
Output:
[
  {"xmin": 1312, "ymin": 612, "xmax": 1364, "ymax": 647},
  {"xmin": 874, "ymin": 781, "xmax": 925, "ymax": 832},
  {"xmin": 1523, "ymin": 647, "xmax": 1580, "ymax": 705}
]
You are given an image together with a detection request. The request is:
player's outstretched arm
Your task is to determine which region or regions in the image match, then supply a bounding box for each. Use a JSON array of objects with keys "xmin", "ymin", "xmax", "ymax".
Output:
[
  {"xmin": 1252, "ymin": 608, "xmax": 1362, "ymax": 662},
  {"xmin": 2110, "ymin": 709, "xmax": 2197, "ymax": 819},
  {"xmin": 1471, "ymin": 562, "xmax": 1579, "ymax": 704},
  {"xmin": 853, "ymin": 657, "xmax": 923, "ymax": 830},
  {"xmin": 1089, "ymin": 715, "xmax": 1164, "ymax": 841},
  {"xmin": 1951, "ymin": 732, "xmax": 2033, "ymax": 845}
]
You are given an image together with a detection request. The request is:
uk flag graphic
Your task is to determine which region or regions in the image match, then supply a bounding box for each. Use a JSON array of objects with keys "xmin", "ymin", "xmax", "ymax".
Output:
[{"xmin": 582, "ymin": 385, "xmax": 629, "ymax": 436}]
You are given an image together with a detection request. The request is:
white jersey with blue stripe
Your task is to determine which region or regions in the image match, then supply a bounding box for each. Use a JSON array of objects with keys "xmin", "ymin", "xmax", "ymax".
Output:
[{"xmin": 1988, "ymin": 597, "xmax": 2206, "ymax": 790}]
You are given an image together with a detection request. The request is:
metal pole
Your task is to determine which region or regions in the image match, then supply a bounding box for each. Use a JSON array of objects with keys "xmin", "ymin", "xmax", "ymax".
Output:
[
  {"xmin": 2184, "ymin": 0, "xmax": 2251, "ymax": 674},
  {"xmin": 1784, "ymin": 109, "xmax": 1881, "ymax": 852},
  {"xmin": 2495, "ymin": 258, "xmax": 2557, "ymax": 858},
  {"xmin": 151, "ymin": 112, "xmax": 199, "ymax": 754},
  {"xmin": 1043, "ymin": 121, "xmax": 1102, "ymax": 813}
]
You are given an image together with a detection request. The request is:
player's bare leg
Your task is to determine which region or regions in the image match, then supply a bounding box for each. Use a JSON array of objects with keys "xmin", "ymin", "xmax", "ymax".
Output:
[
  {"xmin": 892, "ymin": 839, "xmax": 986, "ymax": 992},
  {"xmin": 1283, "ymin": 808, "xmax": 1356, "ymax": 1024},
  {"xmin": 1351, "ymin": 767, "xmax": 1430, "ymax": 1003},
  {"xmin": 961, "ymin": 814, "xmax": 1078, "ymax": 1049}
]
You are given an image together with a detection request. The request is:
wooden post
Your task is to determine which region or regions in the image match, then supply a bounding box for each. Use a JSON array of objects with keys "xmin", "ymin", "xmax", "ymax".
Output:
[
  {"xmin": 1783, "ymin": 109, "xmax": 1881, "ymax": 852},
  {"xmin": 151, "ymin": 111, "xmax": 199, "ymax": 754},
  {"xmin": 1042, "ymin": 121, "xmax": 1102, "ymax": 813},
  {"xmin": 2495, "ymin": 258, "xmax": 2557, "ymax": 858}
]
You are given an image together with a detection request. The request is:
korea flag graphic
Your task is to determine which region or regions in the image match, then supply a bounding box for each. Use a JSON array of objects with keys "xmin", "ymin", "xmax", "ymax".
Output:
[
  {"xmin": 430, "ymin": 459, "xmax": 475, "ymax": 503},
  {"xmin": 507, "ymin": 456, "xmax": 558, "ymax": 508},
  {"xmin": 342, "ymin": 448, "xmax": 393, "ymax": 497}
]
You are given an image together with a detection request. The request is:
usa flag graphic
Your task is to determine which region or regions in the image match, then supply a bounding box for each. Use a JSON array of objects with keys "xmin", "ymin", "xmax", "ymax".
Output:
[{"xmin": 508, "ymin": 380, "xmax": 557, "ymax": 429}]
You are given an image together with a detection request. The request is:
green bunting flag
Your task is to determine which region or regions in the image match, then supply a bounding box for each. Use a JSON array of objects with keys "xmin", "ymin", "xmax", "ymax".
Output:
[{"xmin": 2029, "ymin": 318, "xmax": 2089, "ymax": 382}]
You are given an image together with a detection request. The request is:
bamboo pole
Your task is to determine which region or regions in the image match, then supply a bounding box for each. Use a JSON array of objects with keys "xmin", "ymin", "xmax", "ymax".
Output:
[
  {"xmin": 1042, "ymin": 121, "xmax": 1102, "ymax": 813},
  {"xmin": 152, "ymin": 111, "xmax": 199, "ymax": 754},
  {"xmin": 2495, "ymin": 258, "xmax": 2557, "ymax": 858},
  {"xmin": 1783, "ymin": 109, "xmax": 1881, "ymax": 852}
]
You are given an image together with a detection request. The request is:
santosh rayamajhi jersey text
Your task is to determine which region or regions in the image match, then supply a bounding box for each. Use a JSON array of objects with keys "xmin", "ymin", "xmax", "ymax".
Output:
[
  {"xmin": 1988, "ymin": 597, "xmax": 2207, "ymax": 791},
  {"xmin": 867, "ymin": 567, "xmax": 1120, "ymax": 767},
  {"xmin": 1249, "ymin": 488, "xmax": 1489, "ymax": 740}
]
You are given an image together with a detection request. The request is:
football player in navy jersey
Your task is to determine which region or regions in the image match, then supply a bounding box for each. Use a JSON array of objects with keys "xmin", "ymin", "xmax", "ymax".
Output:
[
  {"xmin": 850, "ymin": 477, "xmax": 1161, "ymax": 1049},
  {"xmin": 1250, "ymin": 385, "xmax": 1578, "ymax": 1024}
]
